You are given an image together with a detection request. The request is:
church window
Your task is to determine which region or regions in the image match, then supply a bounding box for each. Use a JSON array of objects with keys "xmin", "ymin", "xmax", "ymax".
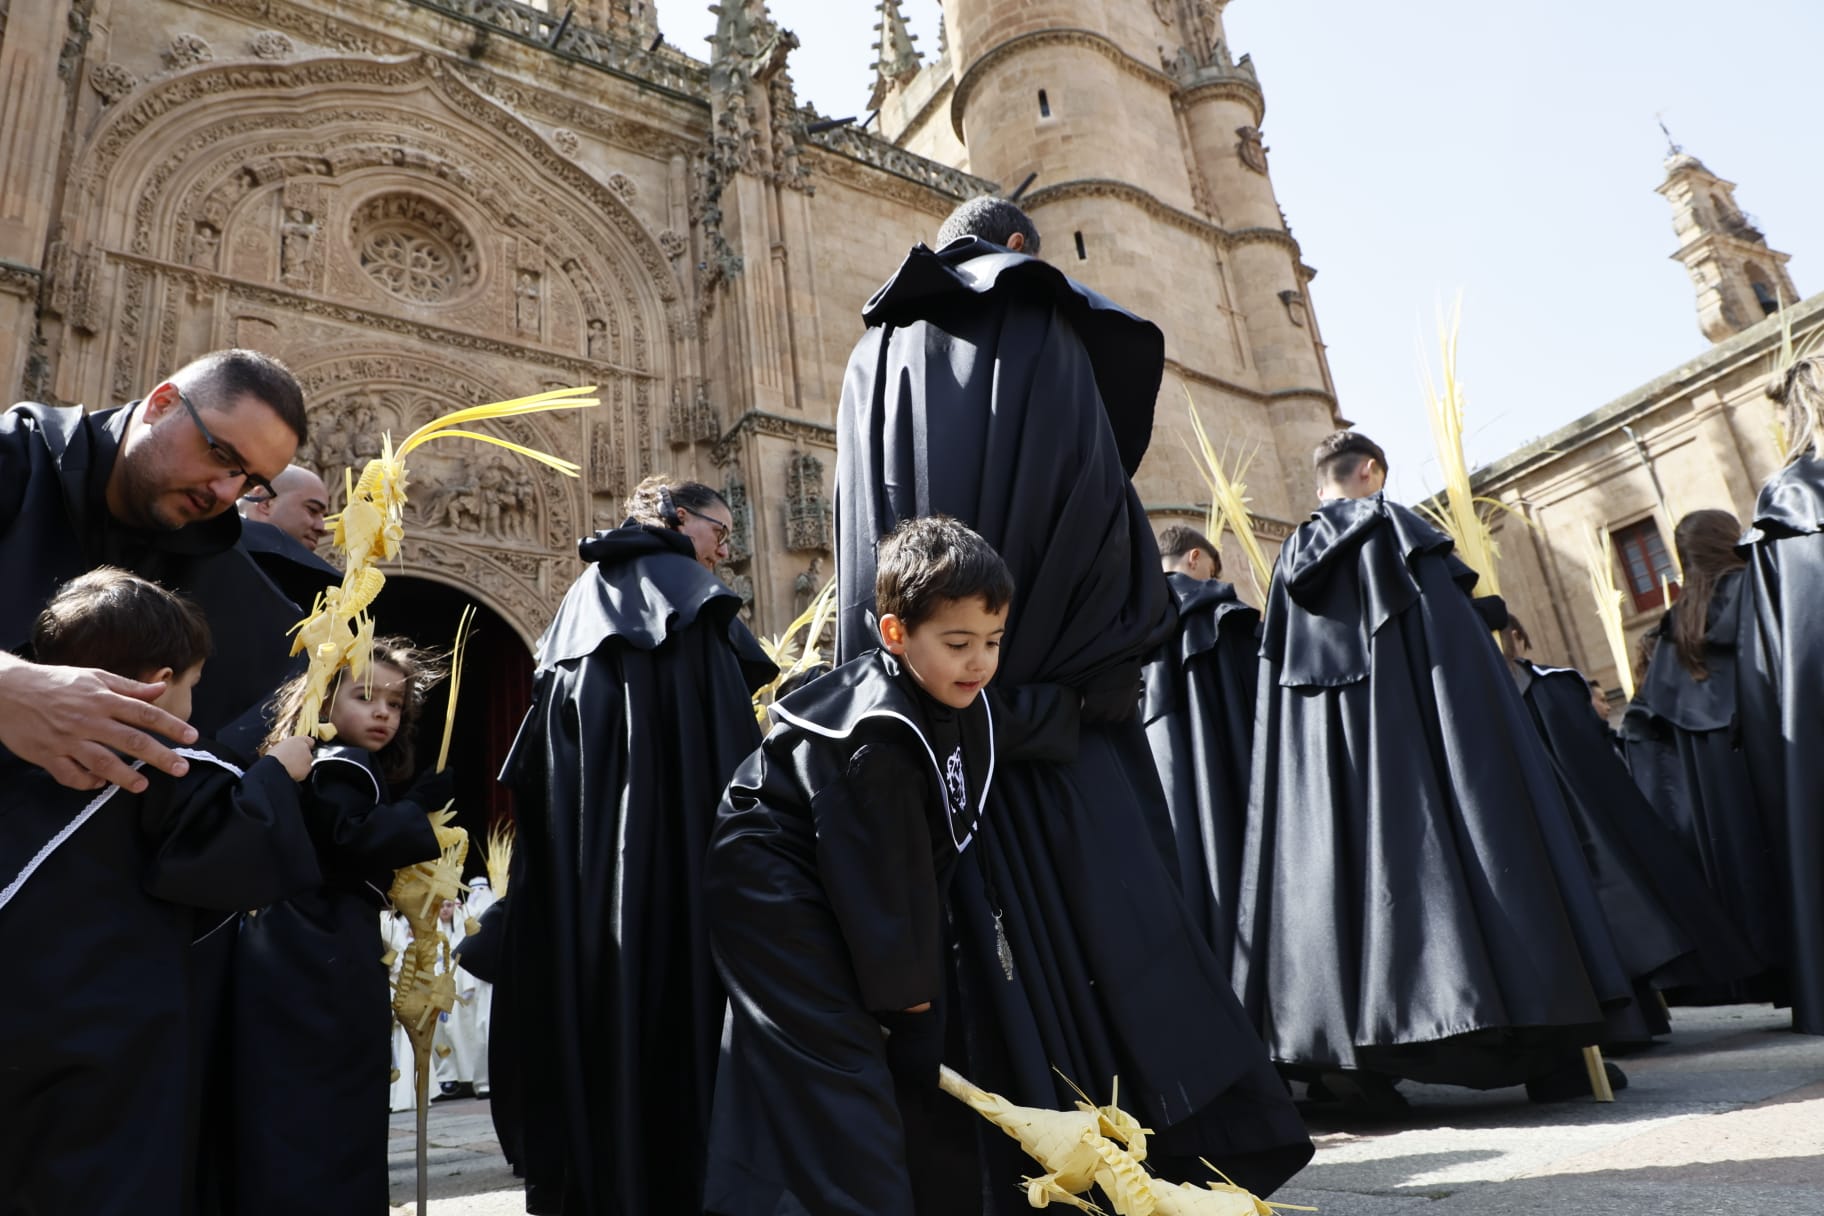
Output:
[
  {"xmin": 1074, "ymin": 231, "xmax": 1086, "ymax": 260},
  {"xmin": 1611, "ymin": 518, "xmax": 1677, "ymax": 613},
  {"xmin": 350, "ymin": 194, "xmax": 480, "ymax": 305},
  {"xmin": 1038, "ymin": 90, "xmax": 1051, "ymax": 118}
]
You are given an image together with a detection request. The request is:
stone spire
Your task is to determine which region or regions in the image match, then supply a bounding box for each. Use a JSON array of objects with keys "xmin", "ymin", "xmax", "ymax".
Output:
[
  {"xmin": 868, "ymin": 0, "xmax": 921, "ymax": 111},
  {"xmin": 1656, "ymin": 142, "xmax": 1799, "ymax": 343}
]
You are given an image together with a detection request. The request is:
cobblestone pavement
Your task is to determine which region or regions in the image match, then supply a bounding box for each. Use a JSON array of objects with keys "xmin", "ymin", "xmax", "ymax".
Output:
[{"xmin": 392, "ymin": 1004, "xmax": 1824, "ymax": 1213}]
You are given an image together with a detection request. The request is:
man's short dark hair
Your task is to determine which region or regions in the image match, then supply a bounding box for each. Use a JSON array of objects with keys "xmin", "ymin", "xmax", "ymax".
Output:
[
  {"xmin": 173, "ymin": 349, "xmax": 307, "ymax": 445},
  {"xmin": 32, "ymin": 567, "xmax": 213, "ymax": 679},
  {"xmin": 1313, "ymin": 430, "xmax": 1388, "ymax": 485},
  {"xmin": 876, "ymin": 515, "xmax": 1015, "ymax": 631},
  {"xmin": 936, "ymin": 197, "xmax": 1042, "ymax": 257},
  {"xmin": 1157, "ymin": 524, "xmax": 1221, "ymax": 575}
]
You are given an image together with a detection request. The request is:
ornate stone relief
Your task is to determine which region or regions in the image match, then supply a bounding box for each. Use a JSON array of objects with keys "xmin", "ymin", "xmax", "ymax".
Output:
[
  {"xmin": 667, "ymin": 382, "xmax": 718, "ymax": 446},
  {"xmin": 551, "ymin": 128, "xmax": 580, "ymax": 157},
  {"xmin": 350, "ymin": 193, "xmax": 481, "ymax": 304},
  {"xmin": 783, "ymin": 449, "xmax": 830, "ymax": 552},
  {"xmin": 608, "ymin": 172, "xmax": 637, "ymax": 202},
  {"xmin": 88, "ymin": 62, "xmax": 137, "ymax": 104},
  {"xmin": 1236, "ymin": 125, "xmax": 1269, "ymax": 174},
  {"xmin": 165, "ymin": 34, "xmax": 214, "ymax": 71},
  {"xmin": 657, "ymin": 229, "xmax": 686, "ymax": 260},
  {"xmin": 248, "ymin": 31, "xmax": 295, "ymax": 60}
]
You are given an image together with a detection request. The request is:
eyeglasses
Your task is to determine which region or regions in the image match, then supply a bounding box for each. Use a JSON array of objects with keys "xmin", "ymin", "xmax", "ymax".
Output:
[
  {"xmin": 175, "ymin": 390, "xmax": 278, "ymax": 500},
  {"xmin": 680, "ymin": 506, "xmax": 731, "ymax": 546}
]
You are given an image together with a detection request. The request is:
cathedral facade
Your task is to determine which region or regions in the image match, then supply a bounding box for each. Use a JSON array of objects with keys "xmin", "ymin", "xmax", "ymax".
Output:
[{"xmin": 0, "ymin": 0, "xmax": 1341, "ymax": 645}]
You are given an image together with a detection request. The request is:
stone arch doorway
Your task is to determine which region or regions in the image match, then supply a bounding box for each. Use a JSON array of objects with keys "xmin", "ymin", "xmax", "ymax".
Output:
[{"xmin": 372, "ymin": 574, "xmax": 535, "ymax": 877}]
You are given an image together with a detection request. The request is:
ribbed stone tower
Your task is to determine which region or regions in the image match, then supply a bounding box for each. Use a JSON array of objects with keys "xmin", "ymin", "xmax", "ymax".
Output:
[{"xmin": 1657, "ymin": 143, "xmax": 1799, "ymax": 344}]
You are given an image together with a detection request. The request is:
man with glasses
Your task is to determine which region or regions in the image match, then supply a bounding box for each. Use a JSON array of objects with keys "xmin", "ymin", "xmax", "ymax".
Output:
[{"xmin": 0, "ymin": 348, "xmax": 309, "ymax": 788}]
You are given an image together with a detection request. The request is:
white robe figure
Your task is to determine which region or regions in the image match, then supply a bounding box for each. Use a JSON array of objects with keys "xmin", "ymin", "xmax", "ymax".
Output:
[
  {"xmin": 459, "ymin": 879, "xmax": 495, "ymax": 1095},
  {"xmin": 431, "ymin": 902, "xmax": 485, "ymax": 1090},
  {"xmin": 384, "ymin": 911, "xmax": 417, "ymax": 1113}
]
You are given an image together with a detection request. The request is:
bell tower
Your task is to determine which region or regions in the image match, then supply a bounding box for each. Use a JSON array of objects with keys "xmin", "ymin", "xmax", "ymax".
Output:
[
  {"xmin": 1657, "ymin": 140, "xmax": 1799, "ymax": 344},
  {"xmin": 937, "ymin": 0, "xmax": 1343, "ymax": 524}
]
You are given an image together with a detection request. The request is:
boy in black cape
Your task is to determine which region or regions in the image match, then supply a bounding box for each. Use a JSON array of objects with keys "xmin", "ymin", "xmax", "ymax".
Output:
[
  {"xmin": 1140, "ymin": 525, "xmax": 1261, "ymax": 965},
  {"xmin": 0, "ymin": 568, "xmax": 319, "ymax": 1215},
  {"xmin": 704, "ymin": 516, "xmax": 1082, "ymax": 1215},
  {"xmin": 499, "ymin": 477, "xmax": 777, "ymax": 1216},
  {"xmin": 1235, "ymin": 432, "xmax": 1644, "ymax": 1100},
  {"xmin": 1501, "ymin": 615, "xmax": 1760, "ymax": 1014},
  {"xmin": 834, "ymin": 200, "xmax": 1312, "ymax": 1197},
  {"xmin": 1736, "ymin": 354, "xmax": 1824, "ymax": 1036}
]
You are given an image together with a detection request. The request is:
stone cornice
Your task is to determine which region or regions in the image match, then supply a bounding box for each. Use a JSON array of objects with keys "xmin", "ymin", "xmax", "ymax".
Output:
[
  {"xmin": 804, "ymin": 120, "xmax": 995, "ymax": 204},
  {"xmin": 1020, "ymin": 178, "xmax": 1303, "ymax": 261},
  {"xmin": 711, "ymin": 409, "xmax": 836, "ymax": 466},
  {"xmin": 1171, "ymin": 75, "xmax": 1265, "ymax": 126},
  {"xmin": 0, "ymin": 260, "xmax": 43, "ymax": 299},
  {"xmin": 951, "ymin": 28, "xmax": 1178, "ymax": 140}
]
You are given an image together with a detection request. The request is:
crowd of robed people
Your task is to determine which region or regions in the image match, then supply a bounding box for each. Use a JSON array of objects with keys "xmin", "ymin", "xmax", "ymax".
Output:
[{"xmin": 3, "ymin": 195, "xmax": 1823, "ymax": 1216}]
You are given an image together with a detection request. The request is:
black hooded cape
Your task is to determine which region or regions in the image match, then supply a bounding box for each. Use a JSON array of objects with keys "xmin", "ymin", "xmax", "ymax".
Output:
[
  {"xmin": 1513, "ymin": 658, "xmax": 1759, "ymax": 995},
  {"xmin": 834, "ymin": 238, "xmax": 1311, "ymax": 1197},
  {"xmin": 0, "ymin": 402, "xmax": 302, "ymax": 752},
  {"xmin": 1621, "ymin": 572, "xmax": 1784, "ymax": 987},
  {"xmin": 497, "ymin": 524, "xmax": 776, "ymax": 1215},
  {"xmin": 1735, "ymin": 455, "xmax": 1824, "ymax": 1035},
  {"xmin": 238, "ymin": 517, "xmax": 340, "ymax": 612},
  {"xmin": 1141, "ymin": 574, "xmax": 1261, "ymax": 965},
  {"xmin": 226, "ymin": 744, "xmax": 443, "ymax": 1215},
  {"xmin": 1235, "ymin": 494, "xmax": 1641, "ymax": 1087},
  {"xmin": 0, "ymin": 745, "xmax": 318, "ymax": 1216}
]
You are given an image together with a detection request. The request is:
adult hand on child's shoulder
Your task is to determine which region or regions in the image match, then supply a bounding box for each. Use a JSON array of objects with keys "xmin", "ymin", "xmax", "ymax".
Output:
[
  {"xmin": 0, "ymin": 653, "xmax": 197, "ymax": 792},
  {"xmin": 265, "ymin": 735, "xmax": 317, "ymax": 782}
]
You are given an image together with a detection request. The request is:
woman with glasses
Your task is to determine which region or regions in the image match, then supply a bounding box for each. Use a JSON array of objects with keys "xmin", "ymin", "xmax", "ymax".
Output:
[{"xmin": 496, "ymin": 474, "xmax": 776, "ymax": 1215}]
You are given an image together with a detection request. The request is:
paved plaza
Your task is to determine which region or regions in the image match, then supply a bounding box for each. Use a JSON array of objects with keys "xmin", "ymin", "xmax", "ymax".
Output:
[{"xmin": 390, "ymin": 1004, "xmax": 1824, "ymax": 1214}]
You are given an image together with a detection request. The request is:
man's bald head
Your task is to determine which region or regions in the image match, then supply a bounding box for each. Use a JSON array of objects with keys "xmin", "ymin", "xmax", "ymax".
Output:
[{"xmin": 242, "ymin": 464, "xmax": 330, "ymax": 550}]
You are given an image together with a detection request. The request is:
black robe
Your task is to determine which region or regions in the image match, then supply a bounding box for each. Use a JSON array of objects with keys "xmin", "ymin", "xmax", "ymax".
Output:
[
  {"xmin": 1514, "ymin": 658, "xmax": 1759, "ymax": 997},
  {"xmin": 498, "ymin": 524, "xmax": 776, "ymax": 1216},
  {"xmin": 1622, "ymin": 573, "xmax": 1784, "ymax": 987},
  {"xmin": 834, "ymin": 238, "xmax": 1311, "ymax": 1198},
  {"xmin": 703, "ymin": 650, "xmax": 1061, "ymax": 1216},
  {"xmin": 228, "ymin": 745, "xmax": 442, "ymax": 1215},
  {"xmin": 1141, "ymin": 573, "xmax": 1261, "ymax": 965},
  {"xmin": 1235, "ymin": 494, "xmax": 1639, "ymax": 1088},
  {"xmin": 239, "ymin": 516, "xmax": 340, "ymax": 613},
  {"xmin": 0, "ymin": 402, "xmax": 302, "ymax": 751},
  {"xmin": 0, "ymin": 745, "xmax": 318, "ymax": 1216},
  {"xmin": 1736, "ymin": 455, "xmax": 1824, "ymax": 1035}
]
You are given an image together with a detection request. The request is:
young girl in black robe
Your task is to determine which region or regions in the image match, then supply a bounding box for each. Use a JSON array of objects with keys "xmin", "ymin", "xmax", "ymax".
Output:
[
  {"xmin": 229, "ymin": 639, "xmax": 451, "ymax": 1215},
  {"xmin": 703, "ymin": 517, "xmax": 1084, "ymax": 1216},
  {"xmin": 0, "ymin": 568, "xmax": 319, "ymax": 1216}
]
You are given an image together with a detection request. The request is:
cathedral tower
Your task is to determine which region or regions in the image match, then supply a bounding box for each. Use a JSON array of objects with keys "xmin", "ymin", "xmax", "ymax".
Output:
[
  {"xmin": 933, "ymin": 0, "xmax": 1342, "ymax": 523},
  {"xmin": 1657, "ymin": 144, "xmax": 1798, "ymax": 344}
]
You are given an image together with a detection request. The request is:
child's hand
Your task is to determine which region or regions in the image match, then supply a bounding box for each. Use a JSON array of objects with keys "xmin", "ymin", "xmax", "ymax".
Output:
[
  {"xmin": 266, "ymin": 736, "xmax": 317, "ymax": 782},
  {"xmin": 902, "ymin": 1002, "xmax": 932, "ymax": 1013}
]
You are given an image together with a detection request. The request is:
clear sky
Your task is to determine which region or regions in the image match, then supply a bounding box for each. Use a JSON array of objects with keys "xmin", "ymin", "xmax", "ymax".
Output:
[{"xmin": 659, "ymin": 1, "xmax": 1824, "ymax": 502}]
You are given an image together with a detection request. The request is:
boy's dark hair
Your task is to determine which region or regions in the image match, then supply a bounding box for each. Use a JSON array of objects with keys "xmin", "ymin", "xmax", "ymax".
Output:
[
  {"xmin": 32, "ymin": 567, "xmax": 212, "ymax": 679},
  {"xmin": 623, "ymin": 474, "xmax": 730, "ymax": 532},
  {"xmin": 936, "ymin": 197, "xmax": 1042, "ymax": 257},
  {"xmin": 876, "ymin": 515, "xmax": 1015, "ymax": 631},
  {"xmin": 1313, "ymin": 430, "xmax": 1389, "ymax": 485},
  {"xmin": 173, "ymin": 348, "xmax": 307, "ymax": 445},
  {"xmin": 1157, "ymin": 524, "xmax": 1221, "ymax": 575},
  {"xmin": 263, "ymin": 637, "xmax": 445, "ymax": 787}
]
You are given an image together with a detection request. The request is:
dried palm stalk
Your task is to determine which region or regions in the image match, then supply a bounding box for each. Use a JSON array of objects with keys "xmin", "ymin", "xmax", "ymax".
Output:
[
  {"xmin": 288, "ymin": 386, "xmax": 598, "ymax": 739},
  {"xmin": 1180, "ymin": 388, "xmax": 1273, "ymax": 599},
  {"xmin": 1582, "ymin": 525, "xmax": 1636, "ymax": 699},
  {"xmin": 1414, "ymin": 304, "xmax": 1510, "ymax": 597},
  {"xmin": 751, "ymin": 572, "xmax": 839, "ymax": 728},
  {"xmin": 484, "ymin": 820, "xmax": 515, "ymax": 901}
]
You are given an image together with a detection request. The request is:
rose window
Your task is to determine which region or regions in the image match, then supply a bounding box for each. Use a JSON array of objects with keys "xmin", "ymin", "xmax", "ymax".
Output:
[{"xmin": 350, "ymin": 194, "xmax": 479, "ymax": 304}]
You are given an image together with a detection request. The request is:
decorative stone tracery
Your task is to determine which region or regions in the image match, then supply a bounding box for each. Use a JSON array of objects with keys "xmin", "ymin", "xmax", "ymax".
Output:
[{"xmin": 350, "ymin": 193, "xmax": 480, "ymax": 304}]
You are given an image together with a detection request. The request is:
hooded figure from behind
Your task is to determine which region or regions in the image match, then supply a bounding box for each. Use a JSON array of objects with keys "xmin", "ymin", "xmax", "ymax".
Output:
[
  {"xmin": 1735, "ymin": 354, "xmax": 1824, "ymax": 1036},
  {"xmin": 498, "ymin": 475, "xmax": 777, "ymax": 1215},
  {"xmin": 1235, "ymin": 431, "xmax": 1647, "ymax": 1095},
  {"xmin": 834, "ymin": 198, "xmax": 1312, "ymax": 1200}
]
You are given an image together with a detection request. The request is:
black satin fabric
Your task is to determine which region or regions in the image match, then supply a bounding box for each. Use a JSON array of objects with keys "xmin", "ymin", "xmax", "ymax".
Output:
[
  {"xmin": 1621, "ymin": 573, "xmax": 1784, "ymax": 992},
  {"xmin": 238, "ymin": 517, "xmax": 340, "ymax": 612},
  {"xmin": 1735, "ymin": 456, "xmax": 1824, "ymax": 1035},
  {"xmin": 497, "ymin": 524, "xmax": 774, "ymax": 1216},
  {"xmin": 1236, "ymin": 495, "xmax": 1637, "ymax": 1088},
  {"xmin": 1516, "ymin": 659, "xmax": 1758, "ymax": 991},
  {"xmin": 703, "ymin": 651, "xmax": 1005, "ymax": 1216},
  {"xmin": 0, "ymin": 749, "xmax": 317, "ymax": 1216},
  {"xmin": 1141, "ymin": 574, "xmax": 1261, "ymax": 965},
  {"xmin": 0, "ymin": 403, "xmax": 301, "ymax": 751},
  {"xmin": 833, "ymin": 241, "xmax": 1310, "ymax": 1199},
  {"xmin": 227, "ymin": 746, "xmax": 441, "ymax": 1215}
]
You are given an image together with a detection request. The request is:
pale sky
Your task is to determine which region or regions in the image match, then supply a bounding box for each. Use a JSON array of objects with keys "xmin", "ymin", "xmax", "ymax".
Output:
[{"xmin": 659, "ymin": 1, "xmax": 1824, "ymax": 502}]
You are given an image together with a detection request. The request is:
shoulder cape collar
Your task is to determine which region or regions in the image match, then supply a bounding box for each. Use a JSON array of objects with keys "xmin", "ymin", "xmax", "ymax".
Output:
[
  {"xmin": 769, "ymin": 649, "xmax": 997, "ymax": 852},
  {"xmin": 1741, "ymin": 455, "xmax": 1824, "ymax": 547}
]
